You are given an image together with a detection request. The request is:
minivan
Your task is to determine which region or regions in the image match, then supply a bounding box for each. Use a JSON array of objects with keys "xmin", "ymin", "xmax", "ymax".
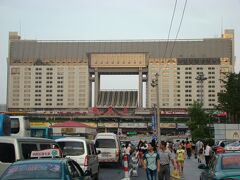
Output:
[
  {"xmin": 94, "ymin": 133, "xmax": 121, "ymax": 164},
  {"xmin": 0, "ymin": 136, "xmax": 58, "ymax": 176},
  {"xmin": 56, "ymin": 137, "xmax": 100, "ymax": 180}
]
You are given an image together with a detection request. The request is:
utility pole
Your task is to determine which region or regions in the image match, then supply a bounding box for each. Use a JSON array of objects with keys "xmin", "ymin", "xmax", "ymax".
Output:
[
  {"xmin": 151, "ymin": 73, "xmax": 161, "ymax": 140},
  {"xmin": 195, "ymin": 72, "xmax": 207, "ymax": 105}
]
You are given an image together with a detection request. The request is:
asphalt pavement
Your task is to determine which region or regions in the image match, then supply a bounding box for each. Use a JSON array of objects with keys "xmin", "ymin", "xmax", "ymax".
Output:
[{"xmin": 99, "ymin": 156, "xmax": 203, "ymax": 180}]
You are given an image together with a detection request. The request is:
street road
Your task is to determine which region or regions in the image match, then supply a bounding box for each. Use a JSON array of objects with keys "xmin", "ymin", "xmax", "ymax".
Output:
[{"xmin": 99, "ymin": 157, "xmax": 203, "ymax": 180}]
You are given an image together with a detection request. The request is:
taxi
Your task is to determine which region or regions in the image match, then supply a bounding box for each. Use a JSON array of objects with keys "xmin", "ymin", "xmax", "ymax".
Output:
[
  {"xmin": 199, "ymin": 152, "xmax": 240, "ymax": 180},
  {"xmin": 0, "ymin": 149, "xmax": 91, "ymax": 180}
]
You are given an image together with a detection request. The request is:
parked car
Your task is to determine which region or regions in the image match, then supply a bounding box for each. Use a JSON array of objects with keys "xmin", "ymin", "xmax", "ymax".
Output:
[
  {"xmin": 225, "ymin": 141, "xmax": 240, "ymax": 151},
  {"xmin": 0, "ymin": 158, "xmax": 91, "ymax": 180},
  {"xmin": 94, "ymin": 133, "xmax": 121, "ymax": 164},
  {"xmin": 212, "ymin": 140, "xmax": 236, "ymax": 153},
  {"xmin": 199, "ymin": 152, "xmax": 240, "ymax": 180},
  {"xmin": 56, "ymin": 137, "xmax": 100, "ymax": 180},
  {"xmin": 0, "ymin": 136, "xmax": 58, "ymax": 176}
]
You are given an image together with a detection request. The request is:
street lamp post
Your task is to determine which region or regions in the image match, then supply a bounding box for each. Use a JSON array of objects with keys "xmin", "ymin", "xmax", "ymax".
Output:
[
  {"xmin": 195, "ymin": 72, "xmax": 207, "ymax": 105},
  {"xmin": 151, "ymin": 73, "xmax": 161, "ymax": 140}
]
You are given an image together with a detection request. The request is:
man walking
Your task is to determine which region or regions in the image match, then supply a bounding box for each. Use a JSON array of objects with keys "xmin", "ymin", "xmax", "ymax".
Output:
[
  {"xmin": 143, "ymin": 142, "xmax": 160, "ymax": 180},
  {"xmin": 158, "ymin": 141, "xmax": 176, "ymax": 180}
]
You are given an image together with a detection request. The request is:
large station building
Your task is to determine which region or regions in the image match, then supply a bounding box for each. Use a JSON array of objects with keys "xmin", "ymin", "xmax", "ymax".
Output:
[{"xmin": 6, "ymin": 30, "xmax": 235, "ymax": 134}]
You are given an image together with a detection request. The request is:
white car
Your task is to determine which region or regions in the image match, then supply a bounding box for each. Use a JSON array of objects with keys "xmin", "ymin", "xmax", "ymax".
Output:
[
  {"xmin": 94, "ymin": 133, "xmax": 121, "ymax": 164},
  {"xmin": 56, "ymin": 137, "xmax": 100, "ymax": 180}
]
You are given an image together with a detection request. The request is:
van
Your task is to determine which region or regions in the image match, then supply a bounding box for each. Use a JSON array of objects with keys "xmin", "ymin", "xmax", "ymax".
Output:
[
  {"xmin": 94, "ymin": 133, "xmax": 121, "ymax": 164},
  {"xmin": 0, "ymin": 136, "xmax": 58, "ymax": 176},
  {"xmin": 56, "ymin": 137, "xmax": 99, "ymax": 180}
]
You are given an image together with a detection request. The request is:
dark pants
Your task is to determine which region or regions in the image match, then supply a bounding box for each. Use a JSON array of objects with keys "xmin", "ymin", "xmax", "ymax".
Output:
[
  {"xmin": 146, "ymin": 168, "xmax": 157, "ymax": 180},
  {"xmin": 205, "ymin": 155, "xmax": 210, "ymax": 167},
  {"xmin": 158, "ymin": 164, "xmax": 170, "ymax": 180},
  {"xmin": 186, "ymin": 148, "xmax": 191, "ymax": 158}
]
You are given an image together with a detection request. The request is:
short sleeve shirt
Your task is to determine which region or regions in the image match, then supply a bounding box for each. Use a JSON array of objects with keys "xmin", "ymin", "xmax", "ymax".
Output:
[
  {"xmin": 143, "ymin": 152, "xmax": 160, "ymax": 170},
  {"xmin": 176, "ymin": 149, "xmax": 185, "ymax": 161},
  {"xmin": 159, "ymin": 149, "xmax": 173, "ymax": 165}
]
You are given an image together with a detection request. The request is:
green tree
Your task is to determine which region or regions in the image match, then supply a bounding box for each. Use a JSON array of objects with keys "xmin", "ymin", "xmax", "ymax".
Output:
[
  {"xmin": 218, "ymin": 72, "xmax": 240, "ymax": 123},
  {"xmin": 187, "ymin": 101, "xmax": 210, "ymax": 139}
]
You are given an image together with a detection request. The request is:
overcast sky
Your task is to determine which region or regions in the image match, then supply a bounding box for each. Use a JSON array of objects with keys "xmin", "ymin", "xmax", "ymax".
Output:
[{"xmin": 0, "ymin": 0, "xmax": 239, "ymax": 104}]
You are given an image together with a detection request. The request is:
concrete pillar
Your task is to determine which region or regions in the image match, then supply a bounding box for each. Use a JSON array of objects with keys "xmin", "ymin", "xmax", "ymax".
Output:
[
  {"xmin": 139, "ymin": 68, "xmax": 143, "ymax": 107},
  {"xmin": 89, "ymin": 75, "xmax": 92, "ymax": 107},
  {"xmin": 94, "ymin": 69, "xmax": 99, "ymax": 106}
]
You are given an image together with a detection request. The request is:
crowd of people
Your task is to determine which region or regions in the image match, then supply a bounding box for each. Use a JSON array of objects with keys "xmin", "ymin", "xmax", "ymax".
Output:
[{"xmin": 122, "ymin": 138, "xmax": 218, "ymax": 180}]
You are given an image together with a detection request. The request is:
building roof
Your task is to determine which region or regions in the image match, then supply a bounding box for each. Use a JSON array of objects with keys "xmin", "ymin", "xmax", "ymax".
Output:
[
  {"xmin": 9, "ymin": 38, "xmax": 232, "ymax": 62},
  {"xmin": 51, "ymin": 120, "xmax": 92, "ymax": 128}
]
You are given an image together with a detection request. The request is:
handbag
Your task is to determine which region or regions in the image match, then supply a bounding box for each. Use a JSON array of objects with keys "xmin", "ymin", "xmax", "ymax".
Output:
[{"xmin": 171, "ymin": 169, "xmax": 180, "ymax": 179}]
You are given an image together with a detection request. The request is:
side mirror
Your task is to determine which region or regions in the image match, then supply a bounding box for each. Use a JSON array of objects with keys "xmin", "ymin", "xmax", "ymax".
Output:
[
  {"xmin": 84, "ymin": 170, "xmax": 92, "ymax": 176},
  {"xmin": 97, "ymin": 150, "xmax": 101, "ymax": 155}
]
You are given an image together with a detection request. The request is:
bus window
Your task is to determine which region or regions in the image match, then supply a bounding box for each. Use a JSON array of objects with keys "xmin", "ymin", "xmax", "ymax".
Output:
[
  {"xmin": 31, "ymin": 128, "xmax": 53, "ymax": 139},
  {"xmin": 31, "ymin": 129, "xmax": 45, "ymax": 138},
  {"xmin": 3, "ymin": 116, "xmax": 11, "ymax": 136},
  {"xmin": 24, "ymin": 117, "xmax": 31, "ymax": 130},
  {"xmin": 11, "ymin": 118, "xmax": 20, "ymax": 134}
]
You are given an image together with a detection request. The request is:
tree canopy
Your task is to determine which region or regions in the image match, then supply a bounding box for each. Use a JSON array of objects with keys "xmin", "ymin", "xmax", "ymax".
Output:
[
  {"xmin": 187, "ymin": 101, "xmax": 211, "ymax": 139},
  {"xmin": 218, "ymin": 72, "xmax": 240, "ymax": 123}
]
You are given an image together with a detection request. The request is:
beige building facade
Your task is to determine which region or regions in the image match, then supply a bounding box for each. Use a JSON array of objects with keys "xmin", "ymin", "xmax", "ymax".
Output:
[{"xmin": 7, "ymin": 30, "xmax": 235, "ymax": 111}]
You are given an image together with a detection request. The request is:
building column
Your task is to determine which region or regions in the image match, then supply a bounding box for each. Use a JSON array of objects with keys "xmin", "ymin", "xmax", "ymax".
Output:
[
  {"xmin": 94, "ymin": 69, "xmax": 99, "ymax": 106},
  {"xmin": 89, "ymin": 74, "xmax": 92, "ymax": 107},
  {"xmin": 139, "ymin": 68, "xmax": 143, "ymax": 107}
]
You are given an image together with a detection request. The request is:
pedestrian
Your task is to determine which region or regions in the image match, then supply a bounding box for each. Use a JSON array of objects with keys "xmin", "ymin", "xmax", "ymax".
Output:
[
  {"xmin": 195, "ymin": 140, "xmax": 203, "ymax": 163},
  {"xmin": 216, "ymin": 142, "xmax": 225, "ymax": 154},
  {"xmin": 204, "ymin": 141, "xmax": 212, "ymax": 168},
  {"xmin": 176, "ymin": 144, "xmax": 185, "ymax": 175},
  {"xmin": 137, "ymin": 140, "xmax": 144, "ymax": 167},
  {"xmin": 158, "ymin": 141, "xmax": 176, "ymax": 180},
  {"xmin": 173, "ymin": 140, "xmax": 180, "ymax": 154},
  {"xmin": 124, "ymin": 143, "xmax": 131, "ymax": 164},
  {"xmin": 186, "ymin": 141, "xmax": 192, "ymax": 159},
  {"xmin": 198, "ymin": 147, "xmax": 204, "ymax": 163},
  {"xmin": 143, "ymin": 142, "xmax": 160, "ymax": 180}
]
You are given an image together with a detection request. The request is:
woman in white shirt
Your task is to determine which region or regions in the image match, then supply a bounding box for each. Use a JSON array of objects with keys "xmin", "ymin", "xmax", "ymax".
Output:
[{"xmin": 204, "ymin": 142, "xmax": 212, "ymax": 168}]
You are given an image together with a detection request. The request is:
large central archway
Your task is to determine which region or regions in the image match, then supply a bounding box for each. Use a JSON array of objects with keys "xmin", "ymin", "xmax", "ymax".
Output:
[{"xmin": 89, "ymin": 53, "xmax": 148, "ymax": 108}]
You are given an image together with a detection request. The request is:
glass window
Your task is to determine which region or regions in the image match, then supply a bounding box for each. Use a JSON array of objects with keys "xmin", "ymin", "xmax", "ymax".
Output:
[
  {"xmin": 10, "ymin": 118, "xmax": 20, "ymax": 134},
  {"xmin": 222, "ymin": 155, "xmax": 240, "ymax": 169},
  {"xmin": 21, "ymin": 143, "xmax": 38, "ymax": 159},
  {"xmin": 58, "ymin": 142, "xmax": 85, "ymax": 156},
  {"xmin": 95, "ymin": 139, "xmax": 116, "ymax": 148},
  {"xmin": 1, "ymin": 163, "xmax": 61, "ymax": 179},
  {"xmin": 67, "ymin": 161, "xmax": 81, "ymax": 178},
  {"xmin": 0, "ymin": 143, "xmax": 15, "ymax": 163}
]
